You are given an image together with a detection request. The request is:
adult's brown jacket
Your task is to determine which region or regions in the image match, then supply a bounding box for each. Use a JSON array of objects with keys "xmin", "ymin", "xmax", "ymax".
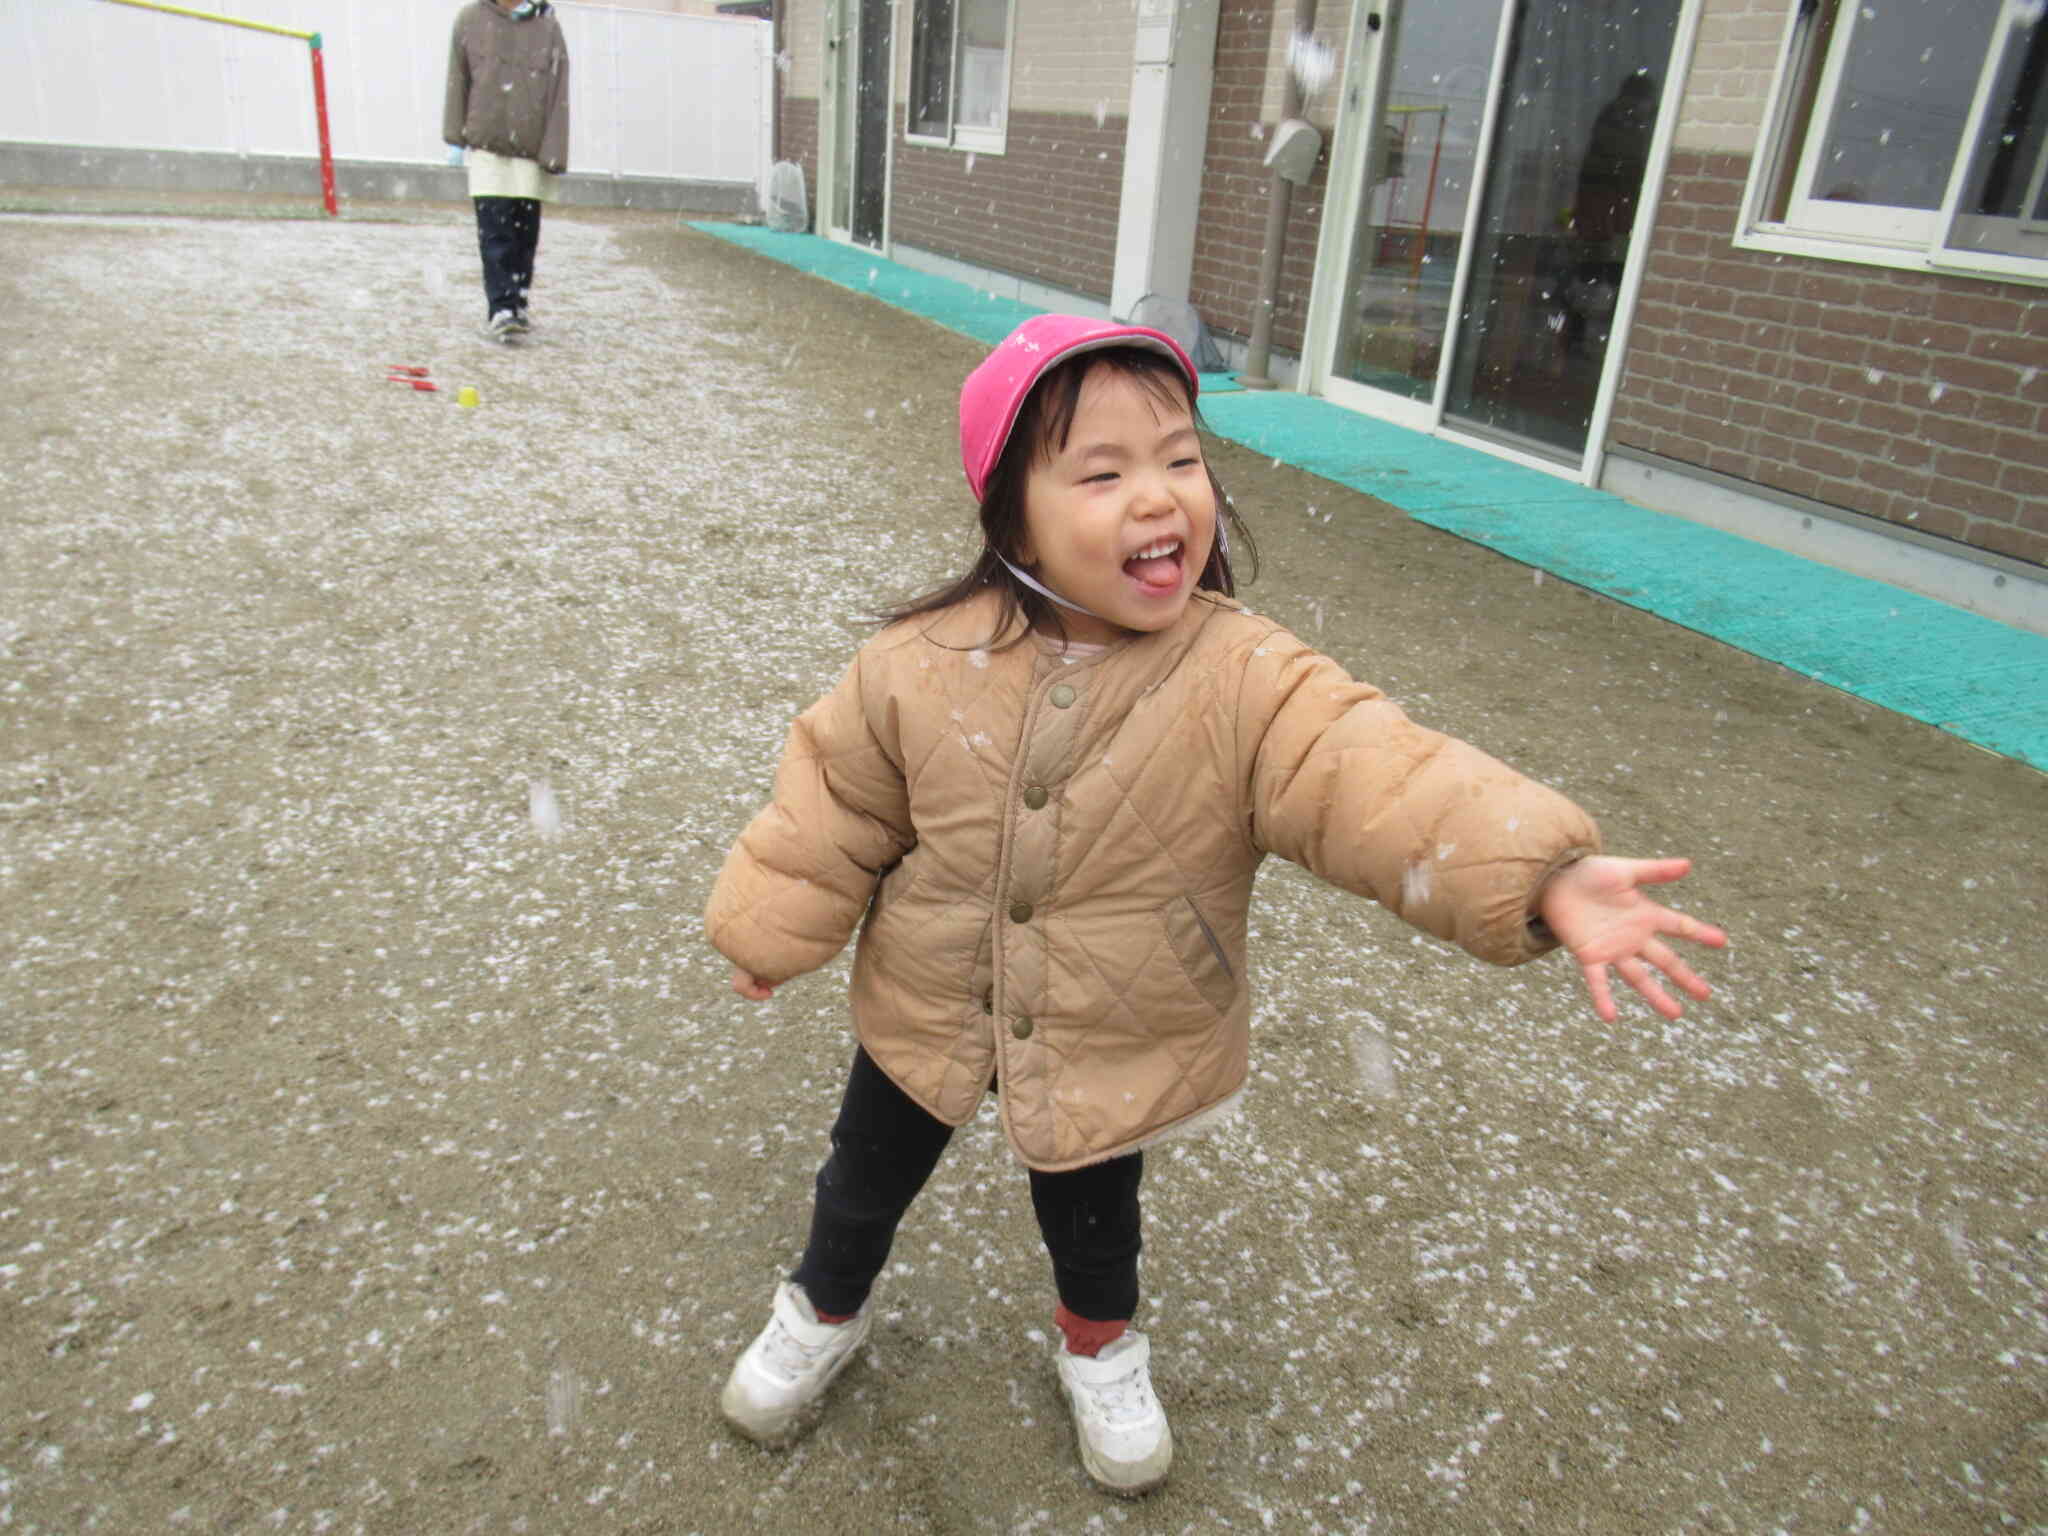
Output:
[
  {"xmin": 705, "ymin": 591, "xmax": 1600, "ymax": 1171},
  {"xmin": 443, "ymin": 2, "xmax": 571, "ymax": 175}
]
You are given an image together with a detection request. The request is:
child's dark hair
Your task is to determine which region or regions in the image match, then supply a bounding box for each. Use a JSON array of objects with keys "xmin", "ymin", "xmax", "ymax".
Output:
[{"xmin": 880, "ymin": 346, "xmax": 1258, "ymax": 647}]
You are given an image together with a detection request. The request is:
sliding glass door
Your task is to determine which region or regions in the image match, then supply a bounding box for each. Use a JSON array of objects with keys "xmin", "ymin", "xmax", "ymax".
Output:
[
  {"xmin": 1442, "ymin": 0, "xmax": 1680, "ymax": 457},
  {"xmin": 1313, "ymin": 0, "xmax": 1683, "ymax": 468},
  {"xmin": 1326, "ymin": 0, "xmax": 1499, "ymax": 418}
]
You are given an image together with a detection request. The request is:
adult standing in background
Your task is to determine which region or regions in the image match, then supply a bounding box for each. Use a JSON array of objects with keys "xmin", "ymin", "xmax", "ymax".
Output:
[{"xmin": 443, "ymin": 0, "xmax": 570, "ymax": 342}]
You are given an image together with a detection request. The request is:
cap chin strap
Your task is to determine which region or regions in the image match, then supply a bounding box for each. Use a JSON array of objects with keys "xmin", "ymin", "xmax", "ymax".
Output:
[
  {"xmin": 992, "ymin": 519, "xmax": 1229, "ymax": 627},
  {"xmin": 996, "ymin": 554, "xmax": 1107, "ymax": 623}
]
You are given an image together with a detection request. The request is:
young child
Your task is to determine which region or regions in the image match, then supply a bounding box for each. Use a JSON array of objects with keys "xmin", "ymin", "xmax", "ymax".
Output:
[{"xmin": 704, "ymin": 314, "xmax": 1725, "ymax": 1495}]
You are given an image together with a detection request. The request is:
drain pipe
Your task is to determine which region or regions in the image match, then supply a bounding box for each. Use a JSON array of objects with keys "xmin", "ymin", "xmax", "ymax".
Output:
[{"xmin": 1237, "ymin": 0, "xmax": 1320, "ymax": 389}]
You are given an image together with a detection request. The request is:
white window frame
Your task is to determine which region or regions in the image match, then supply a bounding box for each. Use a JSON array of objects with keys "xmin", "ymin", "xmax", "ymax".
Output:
[
  {"xmin": 1738, "ymin": 0, "xmax": 2048, "ymax": 288},
  {"xmin": 903, "ymin": 0, "xmax": 1015, "ymax": 154}
]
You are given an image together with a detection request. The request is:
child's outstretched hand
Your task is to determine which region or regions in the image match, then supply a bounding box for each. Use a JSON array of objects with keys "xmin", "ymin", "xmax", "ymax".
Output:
[
  {"xmin": 730, "ymin": 968, "xmax": 778, "ymax": 1002},
  {"xmin": 1535, "ymin": 855, "xmax": 1726, "ymax": 1022}
]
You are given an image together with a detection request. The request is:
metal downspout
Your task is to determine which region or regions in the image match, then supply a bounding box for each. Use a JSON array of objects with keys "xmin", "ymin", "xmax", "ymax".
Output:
[{"xmin": 1237, "ymin": 0, "xmax": 1320, "ymax": 389}]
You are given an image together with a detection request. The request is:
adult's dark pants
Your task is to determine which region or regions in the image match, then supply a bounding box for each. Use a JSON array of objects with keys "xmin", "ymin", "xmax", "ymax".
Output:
[
  {"xmin": 473, "ymin": 196, "xmax": 541, "ymax": 319},
  {"xmin": 790, "ymin": 1046, "xmax": 1144, "ymax": 1323}
]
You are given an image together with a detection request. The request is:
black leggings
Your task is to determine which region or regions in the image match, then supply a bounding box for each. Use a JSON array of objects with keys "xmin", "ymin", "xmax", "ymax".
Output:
[{"xmin": 790, "ymin": 1046, "xmax": 1143, "ymax": 1322}]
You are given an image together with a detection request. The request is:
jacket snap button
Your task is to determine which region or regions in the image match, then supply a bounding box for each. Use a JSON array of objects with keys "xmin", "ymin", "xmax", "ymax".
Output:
[
  {"xmin": 1050, "ymin": 684, "xmax": 1076, "ymax": 709},
  {"xmin": 1011, "ymin": 1015, "xmax": 1034, "ymax": 1039},
  {"xmin": 1023, "ymin": 785, "xmax": 1049, "ymax": 810},
  {"xmin": 1009, "ymin": 900, "xmax": 1034, "ymax": 924}
]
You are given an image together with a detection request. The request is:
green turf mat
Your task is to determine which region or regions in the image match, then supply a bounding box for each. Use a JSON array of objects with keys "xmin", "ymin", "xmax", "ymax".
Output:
[{"xmin": 689, "ymin": 223, "xmax": 1243, "ymax": 392}]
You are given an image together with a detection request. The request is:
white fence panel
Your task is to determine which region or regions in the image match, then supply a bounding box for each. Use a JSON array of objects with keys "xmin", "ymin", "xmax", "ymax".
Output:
[
  {"xmin": 558, "ymin": 7, "xmax": 770, "ymax": 187},
  {"xmin": 0, "ymin": 0, "xmax": 770, "ymax": 190}
]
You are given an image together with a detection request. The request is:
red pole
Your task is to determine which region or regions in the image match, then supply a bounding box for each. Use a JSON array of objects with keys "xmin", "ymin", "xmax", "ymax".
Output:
[{"xmin": 308, "ymin": 36, "xmax": 337, "ymax": 216}]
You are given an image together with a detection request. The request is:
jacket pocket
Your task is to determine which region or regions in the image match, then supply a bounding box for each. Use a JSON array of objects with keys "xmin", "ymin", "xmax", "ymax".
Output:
[
  {"xmin": 1160, "ymin": 894, "xmax": 1239, "ymax": 1015},
  {"xmin": 864, "ymin": 855, "xmax": 918, "ymax": 929}
]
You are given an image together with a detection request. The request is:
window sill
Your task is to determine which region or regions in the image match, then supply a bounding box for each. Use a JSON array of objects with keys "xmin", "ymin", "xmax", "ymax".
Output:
[
  {"xmin": 952, "ymin": 125, "xmax": 1006, "ymax": 154},
  {"xmin": 904, "ymin": 127, "xmax": 1006, "ymax": 156},
  {"xmin": 1734, "ymin": 224, "xmax": 2048, "ymax": 289}
]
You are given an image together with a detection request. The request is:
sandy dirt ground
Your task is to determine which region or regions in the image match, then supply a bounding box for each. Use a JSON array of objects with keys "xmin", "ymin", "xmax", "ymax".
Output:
[{"xmin": 2, "ymin": 202, "xmax": 2044, "ymax": 1535}]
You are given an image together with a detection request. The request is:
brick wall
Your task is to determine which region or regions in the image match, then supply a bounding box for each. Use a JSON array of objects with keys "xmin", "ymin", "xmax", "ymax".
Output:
[
  {"xmin": 779, "ymin": 0, "xmax": 822, "ymax": 100},
  {"xmin": 1615, "ymin": 150, "xmax": 2048, "ymax": 568},
  {"xmin": 770, "ymin": 95, "xmax": 1119, "ymax": 297},
  {"xmin": 1010, "ymin": 2, "xmax": 1134, "ymax": 117},
  {"xmin": 779, "ymin": 97, "xmax": 818, "ymax": 195},
  {"xmin": 1676, "ymin": 0, "xmax": 1788, "ymax": 155},
  {"xmin": 890, "ymin": 108, "xmax": 1126, "ymax": 302},
  {"xmin": 1190, "ymin": 0, "xmax": 1331, "ymax": 351}
]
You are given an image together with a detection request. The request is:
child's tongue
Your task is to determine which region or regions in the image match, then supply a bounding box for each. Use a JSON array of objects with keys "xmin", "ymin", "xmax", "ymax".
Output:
[{"xmin": 1124, "ymin": 549, "xmax": 1180, "ymax": 590}]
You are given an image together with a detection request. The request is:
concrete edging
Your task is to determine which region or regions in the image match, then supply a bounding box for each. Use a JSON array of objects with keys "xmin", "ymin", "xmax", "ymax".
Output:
[{"xmin": 0, "ymin": 141, "xmax": 755, "ymax": 215}]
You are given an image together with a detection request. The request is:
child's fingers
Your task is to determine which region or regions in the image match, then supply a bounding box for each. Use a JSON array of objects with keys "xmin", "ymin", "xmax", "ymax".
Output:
[
  {"xmin": 1580, "ymin": 961, "xmax": 1619, "ymax": 1022},
  {"xmin": 1615, "ymin": 956, "xmax": 1684, "ymax": 1019},
  {"xmin": 730, "ymin": 968, "xmax": 776, "ymax": 1001},
  {"xmin": 1582, "ymin": 928, "xmax": 1715, "ymax": 1022},
  {"xmin": 1626, "ymin": 856, "xmax": 1694, "ymax": 887},
  {"xmin": 1657, "ymin": 907, "xmax": 1727, "ymax": 949},
  {"xmin": 1644, "ymin": 939, "xmax": 1712, "ymax": 1001}
]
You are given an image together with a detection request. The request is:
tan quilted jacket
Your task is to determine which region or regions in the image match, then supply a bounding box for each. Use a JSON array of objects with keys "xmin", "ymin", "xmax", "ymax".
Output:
[{"xmin": 705, "ymin": 591, "xmax": 1599, "ymax": 1170}]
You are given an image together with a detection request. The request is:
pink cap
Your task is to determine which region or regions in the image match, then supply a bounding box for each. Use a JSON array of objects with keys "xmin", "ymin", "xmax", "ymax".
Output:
[{"xmin": 958, "ymin": 314, "xmax": 1199, "ymax": 501}]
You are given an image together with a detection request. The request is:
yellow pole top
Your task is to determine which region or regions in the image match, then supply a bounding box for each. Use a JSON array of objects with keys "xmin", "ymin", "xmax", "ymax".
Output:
[{"xmin": 97, "ymin": 0, "xmax": 315, "ymax": 43}]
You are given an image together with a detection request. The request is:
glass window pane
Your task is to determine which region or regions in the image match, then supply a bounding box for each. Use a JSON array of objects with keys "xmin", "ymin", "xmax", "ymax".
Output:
[
  {"xmin": 955, "ymin": 0, "xmax": 1009, "ymax": 131},
  {"xmin": 1812, "ymin": 0, "xmax": 1996, "ymax": 210},
  {"xmin": 1443, "ymin": 0, "xmax": 1680, "ymax": 458},
  {"xmin": 1963, "ymin": 7, "xmax": 2047, "ymax": 219},
  {"xmin": 909, "ymin": 0, "xmax": 954, "ymax": 137},
  {"xmin": 1941, "ymin": 2, "xmax": 2048, "ymax": 260}
]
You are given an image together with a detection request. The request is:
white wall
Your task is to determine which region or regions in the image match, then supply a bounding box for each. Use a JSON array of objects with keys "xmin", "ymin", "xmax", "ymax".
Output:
[{"xmin": 0, "ymin": 0, "xmax": 771, "ymax": 188}]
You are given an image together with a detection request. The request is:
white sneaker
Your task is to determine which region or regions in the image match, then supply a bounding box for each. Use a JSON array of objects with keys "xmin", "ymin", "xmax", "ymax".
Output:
[
  {"xmin": 1056, "ymin": 1330, "xmax": 1173, "ymax": 1495},
  {"xmin": 486, "ymin": 309, "xmax": 519, "ymax": 341},
  {"xmin": 720, "ymin": 1281, "xmax": 871, "ymax": 1444}
]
